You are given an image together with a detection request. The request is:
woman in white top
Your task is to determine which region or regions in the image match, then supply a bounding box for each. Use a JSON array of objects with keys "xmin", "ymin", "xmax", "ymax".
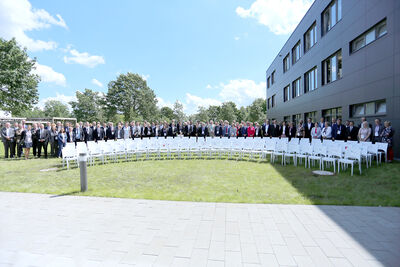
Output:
[
  {"xmin": 311, "ymin": 123, "xmax": 322, "ymax": 139},
  {"xmin": 321, "ymin": 122, "xmax": 332, "ymax": 139},
  {"xmin": 123, "ymin": 122, "xmax": 131, "ymax": 140},
  {"xmin": 358, "ymin": 121, "xmax": 371, "ymax": 142}
]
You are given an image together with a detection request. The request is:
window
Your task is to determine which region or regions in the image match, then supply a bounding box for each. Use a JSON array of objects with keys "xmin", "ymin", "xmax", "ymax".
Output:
[
  {"xmin": 267, "ymin": 98, "xmax": 271, "ymax": 109},
  {"xmin": 292, "ymin": 114, "xmax": 302, "ymax": 125},
  {"xmin": 322, "ymin": 50, "xmax": 342, "ymax": 85},
  {"xmin": 292, "ymin": 41, "xmax": 301, "ymax": 64},
  {"xmin": 267, "ymin": 76, "xmax": 271, "ymax": 88},
  {"xmin": 283, "ymin": 85, "xmax": 290, "ymax": 102},
  {"xmin": 304, "ymin": 66, "xmax": 318, "ymax": 93},
  {"xmin": 322, "ymin": 107, "xmax": 342, "ymax": 122},
  {"xmin": 292, "ymin": 78, "xmax": 301, "ymax": 98},
  {"xmin": 284, "ymin": 116, "xmax": 291, "ymax": 122},
  {"xmin": 283, "ymin": 54, "xmax": 290, "ymax": 73},
  {"xmin": 350, "ymin": 99, "xmax": 386, "ymax": 117},
  {"xmin": 304, "ymin": 22, "xmax": 317, "ymax": 53},
  {"xmin": 322, "ymin": 0, "xmax": 342, "ymax": 35},
  {"xmin": 350, "ymin": 19, "xmax": 387, "ymax": 53},
  {"xmin": 305, "ymin": 111, "xmax": 317, "ymax": 122},
  {"xmin": 271, "ymin": 95, "xmax": 276, "ymax": 108},
  {"xmin": 271, "ymin": 71, "xmax": 275, "ymax": 84}
]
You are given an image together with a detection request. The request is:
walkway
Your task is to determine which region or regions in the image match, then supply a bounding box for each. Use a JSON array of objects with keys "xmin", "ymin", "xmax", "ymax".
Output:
[{"xmin": 0, "ymin": 192, "xmax": 399, "ymax": 266}]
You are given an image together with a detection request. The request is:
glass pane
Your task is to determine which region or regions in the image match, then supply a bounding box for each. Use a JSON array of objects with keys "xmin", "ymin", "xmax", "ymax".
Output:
[
  {"xmin": 331, "ymin": 3, "xmax": 336, "ymax": 28},
  {"xmin": 376, "ymin": 101, "xmax": 386, "ymax": 113},
  {"xmin": 324, "ymin": 11, "xmax": 330, "ymax": 33},
  {"xmin": 338, "ymin": 0, "xmax": 342, "ymax": 20},
  {"xmin": 331, "ymin": 55, "xmax": 337, "ymax": 81},
  {"xmin": 314, "ymin": 68, "xmax": 318, "ymax": 89},
  {"xmin": 377, "ymin": 22, "xmax": 387, "ymax": 37},
  {"xmin": 354, "ymin": 104, "xmax": 365, "ymax": 116},
  {"xmin": 365, "ymin": 102, "xmax": 375, "ymax": 115},
  {"xmin": 365, "ymin": 30, "xmax": 375, "ymax": 44}
]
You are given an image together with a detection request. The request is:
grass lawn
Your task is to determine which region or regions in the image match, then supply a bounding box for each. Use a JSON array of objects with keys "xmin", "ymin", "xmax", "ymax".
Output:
[{"xmin": 0, "ymin": 143, "xmax": 399, "ymax": 206}]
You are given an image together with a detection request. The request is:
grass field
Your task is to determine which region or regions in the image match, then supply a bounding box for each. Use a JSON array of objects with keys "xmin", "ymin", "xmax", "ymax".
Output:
[{"xmin": 0, "ymin": 143, "xmax": 399, "ymax": 206}]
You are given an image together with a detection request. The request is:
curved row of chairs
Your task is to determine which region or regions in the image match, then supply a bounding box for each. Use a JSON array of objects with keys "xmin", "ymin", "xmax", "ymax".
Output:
[{"xmin": 61, "ymin": 137, "xmax": 388, "ymax": 176}]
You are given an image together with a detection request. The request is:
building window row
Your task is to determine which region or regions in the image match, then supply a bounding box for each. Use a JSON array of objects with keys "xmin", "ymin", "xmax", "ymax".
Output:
[
  {"xmin": 267, "ymin": 70, "xmax": 276, "ymax": 89},
  {"xmin": 322, "ymin": 0, "xmax": 342, "ymax": 36},
  {"xmin": 292, "ymin": 41, "xmax": 301, "ymax": 64},
  {"xmin": 350, "ymin": 18, "xmax": 387, "ymax": 54},
  {"xmin": 304, "ymin": 66, "xmax": 318, "ymax": 93},
  {"xmin": 350, "ymin": 99, "xmax": 386, "ymax": 118},
  {"xmin": 322, "ymin": 49, "xmax": 342, "ymax": 85},
  {"xmin": 267, "ymin": 94, "xmax": 276, "ymax": 110},
  {"xmin": 322, "ymin": 107, "xmax": 342, "ymax": 123}
]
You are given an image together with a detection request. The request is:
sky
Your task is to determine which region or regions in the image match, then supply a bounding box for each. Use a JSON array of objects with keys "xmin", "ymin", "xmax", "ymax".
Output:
[{"xmin": 0, "ymin": 0, "xmax": 314, "ymax": 114}]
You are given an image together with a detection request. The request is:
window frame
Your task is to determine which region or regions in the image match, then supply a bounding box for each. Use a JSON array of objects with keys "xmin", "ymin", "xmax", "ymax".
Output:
[
  {"xmin": 283, "ymin": 54, "xmax": 290, "ymax": 73},
  {"xmin": 283, "ymin": 85, "xmax": 290, "ymax": 102},
  {"xmin": 304, "ymin": 22, "xmax": 317, "ymax": 53},
  {"xmin": 292, "ymin": 78, "xmax": 301, "ymax": 98},
  {"xmin": 322, "ymin": 0, "xmax": 342, "ymax": 36},
  {"xmin": 350, "ymin": 18, "xmax": 387, "ymax": 54},
  {"xmin": 322, "ymin": 49, "xmax": 342, "ymax": 85},
  {"xmin": 350, "ymin": 99, "xmax": 387, "ymax": 118},
  {"xmin": 304, "ymin": 66, "xmax": 318, "ymax": 93},
  {"xmin": 291, "ymin": 41, "xmax": 301, "ymax": 65}
]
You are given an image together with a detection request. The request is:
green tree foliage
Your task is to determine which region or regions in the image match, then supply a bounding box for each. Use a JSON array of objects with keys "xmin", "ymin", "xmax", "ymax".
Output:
[
  {"xmin": 247, "ymin": 98, "xmax": 266, "ymax": 123},
  {"xmin": 0, "ymin": 38, "xmax": 40, "ymax": 115},
  {"xmin": 43, "ymin": 100, "xmax": 70, "ymax": 118},
  {"xmin": 219, "ymin": 101, "xmax": 238, "ymax": 122},
  {"xmin": 106, "ymin": 72, "xmax": 158, "ymax": 122},
  {"xmin": 173, "ymin": 100, "xmax": 186, "ymax": 121},
  {"xmin": 194, "ymin": 106, "xmax": 209, "ymax": 122},
  {"xmin": 160, "ymin": 106, "xmax": 174, "ymax": 121},
  {"xmin": 70, "ymin": 89, "xmax": 105, "ymax": 122},
  {"xmin": 17, "ymin": 107, "xmax": 45, "ymax": 118}
]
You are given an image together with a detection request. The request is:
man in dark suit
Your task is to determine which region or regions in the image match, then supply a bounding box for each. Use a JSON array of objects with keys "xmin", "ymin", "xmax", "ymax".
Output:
[
  {"xmin": 346, "ymin": 121, "xmax": 359, "ymax": 141},
  {"xmin": 214, "ymin": 123, "xmax": 223, "ymax": 137},
  {"xmin": 288, "ymin": 122, "xmax": 297, "ymax": 140},
  {"xmin": 1, "ymin": 122, "xmax": 15, "ymax": 158},
  {"xmin": 73, "ymin": 123, "xmax": 83, "ymax": 143},
  {"xmin": 83, "ymin": 122, "xmax": 94, "ymax": 142},
  {"xmin": 271, "ymin": 120, "xmax": 280, "ymax": 137},
  {"xmin": 334, "ymin": 119, "xmax": 347, "ymax": 140},
  {"xmin": 31, "ymin": 123, "xmax": 39, "ymax": 157},
  {"xmin": 280, "ymin": 122, "xmax": 289, "ymax": 137},
  {"xmin": 262, "ymin": 119, "xmax": 271, "ymax": 137},
  {"xmin": 37, "ymin": 123, "xmax": 50, "ymax": 158},
  {"xmin": 198, "ymin": 122, "xmax": 209, "ymax": 137},
  {"xmin": 106, "ymin": 122, "xmax": 116, "ymax": 140},
  {"xmin": 223, "ymin": 121, "xmax": 230, "ymax": 137},
  {"xmin": 304, "ymin": 118, "xmax": 314, "ymax": 139},
  {"xmin": 168, "ymin": 122, "xmax": 177, "ymax": 137},
  {"xmin": 115, "ymin": 123, "xmax": 124, "ymax": 139},
  {"xmin": 93, "ymin": 123, "xmax": 104, "ymax": 141}
]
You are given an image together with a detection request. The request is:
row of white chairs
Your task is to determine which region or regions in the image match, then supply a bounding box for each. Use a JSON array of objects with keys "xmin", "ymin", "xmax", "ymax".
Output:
[{"xmin": 61, "ymin": 137, "xmax": 388, "ymax": 176}]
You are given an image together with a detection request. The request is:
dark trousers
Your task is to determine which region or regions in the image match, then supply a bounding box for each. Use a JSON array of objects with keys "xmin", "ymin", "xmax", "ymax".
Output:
[
  {"xmin": 38, "ymin": 141, "xmax": 48, "ymax": 158},
  {"xmin": 3, "ymin": 140, "xmax": 15, "ymax": 158},
  {"xmin": 32, "ymin": 139, "xmax": 38, "ymax": 156},
  {"xmin": 50, "ymin": 141, "xmax": 58, "ymax": 157}
]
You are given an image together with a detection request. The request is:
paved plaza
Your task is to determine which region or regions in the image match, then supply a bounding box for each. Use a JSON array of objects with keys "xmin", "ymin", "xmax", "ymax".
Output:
[{"xmin": 0, "ymin": 192, "xmax": 399, "ymax": 267}]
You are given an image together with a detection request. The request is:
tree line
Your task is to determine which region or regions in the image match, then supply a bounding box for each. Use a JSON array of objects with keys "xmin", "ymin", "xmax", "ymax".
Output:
[{"xmin": 1, "ymin": 38, "xmax": 267, "ymax": 123}]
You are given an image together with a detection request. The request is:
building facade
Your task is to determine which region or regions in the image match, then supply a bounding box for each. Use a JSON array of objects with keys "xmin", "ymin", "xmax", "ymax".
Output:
[{"xmin": 266, "ymin": 0, "xmax": 400, "ymax": 156}]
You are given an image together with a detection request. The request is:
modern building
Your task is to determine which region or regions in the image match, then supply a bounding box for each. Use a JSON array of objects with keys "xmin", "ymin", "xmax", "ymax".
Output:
[{"xmin": 265, "ymin": 0, "xmax": 400, "ymax": 156}]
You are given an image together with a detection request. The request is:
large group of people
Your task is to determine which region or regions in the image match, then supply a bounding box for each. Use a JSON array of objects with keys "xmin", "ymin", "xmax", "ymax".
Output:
[{"xmin": 0, "ymin": 116, "xmax": 395, "ymax": 162}]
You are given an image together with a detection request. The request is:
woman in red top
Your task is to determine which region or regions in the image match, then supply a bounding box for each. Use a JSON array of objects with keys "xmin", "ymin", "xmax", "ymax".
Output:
[{"xmin": 247, "ymin": 122, "xmax": 255, "ymax": 137}]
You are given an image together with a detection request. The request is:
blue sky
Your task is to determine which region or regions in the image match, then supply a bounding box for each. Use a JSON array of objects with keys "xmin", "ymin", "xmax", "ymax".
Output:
[{"xmin": 0, "ymin": 0, "xmax": 313, "ymax": 114}]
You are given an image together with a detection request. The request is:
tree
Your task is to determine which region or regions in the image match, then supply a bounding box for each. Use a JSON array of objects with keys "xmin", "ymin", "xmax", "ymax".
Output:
[
  {"xmin": 106, "ymin": 72, "xmax": 158, "ymax": 122},
  {"xmin": 194, "ymin": 106, "xmax": 209, "ymax": 122},
  {"xmin": 0, "ymin": 38, "xmax": 40, "ymax": 115},
  {"xmin": 207, "ymin": 105, "xmax": 221, "ymax": 121},
  {"xmin": 43, "ymin": 100, "xmax": 70, "ymax": 118},
  {"xmin": 18, "ymin": 107, "xmax": 45, "ymax": 118},
  {"xmin": 220, "ymin": 102, "xmax": 238, "ymax": 122},
  {"xmin": 70, "ymin": 89, "xmax": 105, "ymax": 122},
  {"xmin": 236, "ymin": 106, "xmax": 248, "ymax": 122},
  {"xmin": 173, "ymin": 100, "xmax": 186, "ymax": 121},
  {"xmin": 160, "ymin": 106, "xmax": 174, "ymax": 121},
  {"xmin": 247, "ymin": 98, "xmax": 266, "ymax": 123}
]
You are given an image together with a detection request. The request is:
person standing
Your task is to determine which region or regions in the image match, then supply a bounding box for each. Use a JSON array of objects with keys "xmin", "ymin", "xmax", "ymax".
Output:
[
  {"xmin": 358, "ymin": 121, "xmax": 371, "ymax": 142},
  {"xmin": 37, "ymin": 123, "xmax": 50, "ymax": 158},
  {"xmin": 304, "ymin": 118, "xmax": 314, "ymax": 140},
  {"xmin": 296, "ymin": 120, "xmax": 305, "ymax": 138},
  {"xmin": 247, "ymin": 122, "xmax": 255, "ymax": 137},
  {"xmin": 73, "ymin": 123, "xmax": 83, "ymax": 143},
  {"xmin": 57, "ymin": 128, "xmax": 67, "ymax": 158},
  {"xmin": 14, "ymin": 123, "xmax": 23, "ymax": 158},
  {"xmin": 372, "ymin": 118, "xmax": 384, "ymax": 143},
  {"xmin": 262, "ymin": 119, "xmax": 271, "ymax": 137},
  {"xmin": 21, "ymin": 125, "xmax": 33, "ymax": 160},
  {"xmin": 346, "ymin": 121, "xmax": 359, "ymax": 141},
  {"xmin": 31, "ymin": 123, "xmax": 39, "ymax": 157},
  {"xmin": 321, "ymin": 122, "xmax": 332, "ymax": 140},
  {"xmin": 1, "ymin": 122, "xmax": 15, "ymax": 158},
  {"xmin": 381, "ymin": 121, "xmax": 395, "ymax": 162},
  {"xmin": 311, "ymin": 123, "xmax": 322, "ymax": 139},
  {"xmin": 49, "ymin": 124, "xmax": 59, "ymax": 157},
  {"xmin": 334, "ymin": 119, "xmax": 347, "ymax": 140},
  {"xmin": 94, "ymin": 123, "xmax": 104, "ymax": 142},
  {"xmin": 288, "ymin": 122, "xmax": 296, "ymax": 140}
]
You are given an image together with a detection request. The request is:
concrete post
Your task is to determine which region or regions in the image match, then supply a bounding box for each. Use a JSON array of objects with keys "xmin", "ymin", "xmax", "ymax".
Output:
[{"xmin": 79, "ymin": 152, "xmax": 88, "ymax": 192}]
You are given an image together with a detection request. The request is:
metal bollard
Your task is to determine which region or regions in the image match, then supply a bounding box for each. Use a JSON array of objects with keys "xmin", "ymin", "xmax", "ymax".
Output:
[{"xmin": 78, "ymin": 152, "xmax": 88, "ymax": 192}]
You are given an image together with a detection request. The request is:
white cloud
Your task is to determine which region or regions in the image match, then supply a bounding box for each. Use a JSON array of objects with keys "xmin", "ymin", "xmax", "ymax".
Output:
[
  {"xmin": 37, "ymin": 93, "xmax": 76, "ymax": 110},
  {"xmin": 0, "ymin": 0, "xmax": 67, "ymax": 51},
  {"xmin": 141, "ymin": 74, "xmax": 150, "ymax": 81},
  {"xmin": 206, "ymin": 84, "xmax": 212, "ymax": 89},
  {"xmin": 236, "ymin": 0, "xmax": 313, "ymax": 35},
  {"xmin": 63, "ymin": 49, "xmax": 105, "ymax": 68},
  {"xmin": 185, "ymin": 93, "xmax": 222, "ymax": 115},
  {"xmin": 234, "ymin": 36, "xmax": 240, "ymax": 41},
  {"xmin": 218, "ymin": 79, "xmax": 266, "ymax": 106},
  {"xmin": 91, "ymin": 78, "xmax": 103, "ymax": 88},
  {"xmin": 156, "ymin": 97, "xmax": 174, "ymax": 109},
  {"xmin": 32, "ymin": 62, "xmax": 66, "ymax": 86}
]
